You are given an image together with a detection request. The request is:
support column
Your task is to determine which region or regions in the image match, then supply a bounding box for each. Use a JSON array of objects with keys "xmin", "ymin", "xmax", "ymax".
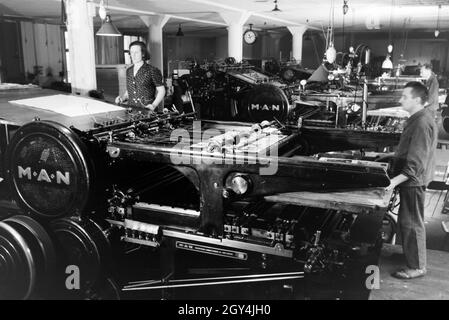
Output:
[
  {"xmin": 140, "ymin": 15, "xmax": 169, "ymax": 75},
  {"xmin": 65, "ymin": 0, "xmax": 96, "ymax": 95},
  {"xmin": 287, "ymin": 26, "xmax": 307, "ymax": 64},
  {"xmin": 220, "ymin": 12, "xmax": 250, "ymax": 62}
]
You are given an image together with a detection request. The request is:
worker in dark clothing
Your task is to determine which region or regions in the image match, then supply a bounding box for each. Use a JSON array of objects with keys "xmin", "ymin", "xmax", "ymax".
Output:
[
  {"xmin": 115, "ymin": 41, "xmax": 165, "ymax": 112},
  {"xmin": 420, "ymin": 63, "xmax": 439, "ymax": 112},
  {"xmin": 386, "ymin": 81, "xmax": 438, "ymax": 279}
]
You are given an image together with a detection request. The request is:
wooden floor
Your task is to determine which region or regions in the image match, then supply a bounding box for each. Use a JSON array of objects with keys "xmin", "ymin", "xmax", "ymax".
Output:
[
  {"xmin": 369, "ymin": 244, "xmax": 449, "ymax": 300},
  {"xmin": 376, "ymin": 144, "xmax": 449, "ymax": 301}
]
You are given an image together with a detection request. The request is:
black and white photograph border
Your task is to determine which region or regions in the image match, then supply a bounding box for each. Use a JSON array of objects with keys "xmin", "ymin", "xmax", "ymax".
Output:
[{"xmin": 0, "ymin": 0, "xmax": 448, "ymax": 303}]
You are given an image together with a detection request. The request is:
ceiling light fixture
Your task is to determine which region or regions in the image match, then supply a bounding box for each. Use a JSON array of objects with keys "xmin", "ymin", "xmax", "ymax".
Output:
[
  {"xmin": 435, "ymin": 5, "xmax": 441, "ymax": 38},
  {"xmin": 98, "ymin": 0, "xmax": 107, "ymax": 20},
  {"xmin": 96, "ymin": 0, "xmax": 121, "ymax": 37},
  {"xmin": 382, "ymin": 55, "xmax": 393, "ymax": 69},
  {"xmin": 96, "ymin": 15, "xmax": 122, "ymax": 36},
  {"xmin": 342, "ymin": 0, "xmax": 349, "ymax": 15},
  {"xmin": 387, "ymin": 44, "xmax": 393, "ymax": 54},
  {"xmin": 326, "ymin": 42, "xmax": 337, "ymax": 63},
  {"xmin": 272, "ymin": 0, "xmax": 281, "ymax": 12},
  {"xmin": 176, "ymin": 24, "xmax": 184, "ymax": 36}
]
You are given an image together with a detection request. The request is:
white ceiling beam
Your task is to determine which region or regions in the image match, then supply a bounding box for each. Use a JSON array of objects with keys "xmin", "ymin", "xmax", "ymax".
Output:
[
  {"xmin": 182, "ymin": 0, "xmax": 247, "ymax": 13},
  {"xmin": 251, "ymin": 12, "xmax": 302, "ymax": 27},
  {"xmin": 168, "ymin": 14, "xmax": 226, "ymax": 26},
  {"xmin": 219, "ymin": 12, "xmax": 251, "ymax": 26},
  {"xmin": 140, "ymin": 15, "xmax": 170, "ymax": 28},
  {"xmin": 52, "ymin": 0, "xmax": 227, "ymax": 26},
  {"xmin": 184, "ymin": 0, "xmax": 304, "ymax": 27},
  {"xmin": 54, "ymin": 0, "xmax": 319, "ymax": 29},
  {"xmin": 100, "ymin": 2, "xmax": 226, "ymax": 26}
]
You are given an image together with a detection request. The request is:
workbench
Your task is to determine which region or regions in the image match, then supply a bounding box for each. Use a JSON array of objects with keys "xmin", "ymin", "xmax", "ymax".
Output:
[
  {"xmin": 265, "ymin": 187, "xmax": 394, "ymax": 215},
  {"xmin": 0, "ymin": 87, "xmax": 127, "ymax": 129}
]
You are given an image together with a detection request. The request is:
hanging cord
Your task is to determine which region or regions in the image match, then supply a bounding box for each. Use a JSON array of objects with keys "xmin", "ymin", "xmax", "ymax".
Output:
[
  {"xmin": 311, "ymin": 35, "xmax": 322, "ymax": 66},
  {"xmin": 320, "ymin": 22, "xmax": 328, "ymax": 47},
  {"xmin": 403, "ymin": 19, "xmax": 410, "ymax": 54},
  {"xmin": 331, "ymin": 0, "xmax": 335, "ymax": 45},
  {"xmin": 400, "ymin": 17, "xmax": 410, "ymax": 57},
  {"xmin": 388, "ymin": 0, "xmax": 393, "ymax": 47},
  {"xmin": 436, "ymin": 5, "xmax": 441, "ymax": 33},
  {"xmin": 342, "ymin": 0, "xmax": 345, "ymax": 51},
  {"xmin": 326, "ymin": 0, "xmax": 335, "ymax": 49},
  {"xmin": 327, "ymin": 3, "xmax": 332, "ymax": 49},
  {"xmin": 350, "ymin": 7, "xmax": 355, "ymax": 49}
]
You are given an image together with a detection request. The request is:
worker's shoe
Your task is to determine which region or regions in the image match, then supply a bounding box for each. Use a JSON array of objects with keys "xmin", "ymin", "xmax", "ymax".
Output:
[
  {"xmin": 442, "ymin": 221, "xmax": 449, "ymax": 234},
  {"xmin": 392, "ymin": 268, "xmax": 426, "ymax": 280}
]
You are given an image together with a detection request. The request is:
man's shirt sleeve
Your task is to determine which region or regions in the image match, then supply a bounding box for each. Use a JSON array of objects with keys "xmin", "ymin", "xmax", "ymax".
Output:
[
  {"xmin": 428, "ymin": 77, "xmax": 439, "ymax": 108},
  {"xmin": 400, "ymin": 123, "xmax": 433, "ymax": 183}
]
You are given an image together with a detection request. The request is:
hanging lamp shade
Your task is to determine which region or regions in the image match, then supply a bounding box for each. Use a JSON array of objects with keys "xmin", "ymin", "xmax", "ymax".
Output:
[
  {"xmin": 326, "ymin": 44, "xmax": 337, "ymax": 64},
  {"xmin": 98, "ymin": 0, "xmax": 107, "ymax": 20},
  {"xmin": 387, "ymin": 44, "xmax": 393, "ymax": 53},
  {"xmin": 343, "ymin": 0, "xmax": 349, "ymax": 15},
  {"xmin": 176, "ymin": 24, "xmax": 184, "ymax": 36},
  {"xmin": 382, "ymin": 56, "xmax": 393, "ymax": 69},
  {"xmin": 272, "ymin": 0, "xmax": 281, "ymax": 12},
  {"xmin": 96, "ymin": 15, "xmax": 122, "ymax": 37}
]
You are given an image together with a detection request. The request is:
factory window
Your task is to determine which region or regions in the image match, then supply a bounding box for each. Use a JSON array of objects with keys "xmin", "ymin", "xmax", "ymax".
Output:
[{"xmin": 123, "ymin": 35, "xmax": 145, "ymax": 65}]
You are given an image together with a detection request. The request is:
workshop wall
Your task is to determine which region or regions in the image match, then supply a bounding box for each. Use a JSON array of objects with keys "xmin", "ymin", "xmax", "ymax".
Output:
[
  {"xmin": 164, "ymin": 36, "xmax": 217, "ymax": 63},
  {"xmin": 215, "ymin": 35, "xmax": 227, "ymax": 60},
  {"xmin": 216, "ymin": 32, "xmax": 326, "ymax": 70},
  {"xmin": 94, "ymin": 33, "xmax": 124, "ymax": 65},
  {"xmin": 334, "ymin": 32, "xmax": 449, "ymax": 75},
  {"xmin": 0, "ymin": 20, "xmax": 64, "ymax": 84},
  {"xmin": 215, "ymin": 30, "xmax": 448, "ymax": 76},
  {"xmin": 20, "ymin": 21, "xmax": 64, "ymax": 84},
  {"xmin": 0, "ymin": 19, "xmax": 24, "ymax": 83}
]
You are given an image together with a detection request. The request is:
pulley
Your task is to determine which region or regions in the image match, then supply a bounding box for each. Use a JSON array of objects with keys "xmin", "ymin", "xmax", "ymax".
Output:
[
  {"xmin": 0, "ymin": 215, "xmax": 56, "ymax": 299},
  {"xmin": 84, "ymin": 277, "xmax": 121, "ymax": 300},
  {"xmin": 50, "ymin": 217, "xmax": 112, "ymax": 290}
]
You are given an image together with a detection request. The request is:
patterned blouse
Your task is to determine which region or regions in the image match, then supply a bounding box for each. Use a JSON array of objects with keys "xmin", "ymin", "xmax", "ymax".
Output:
[{"xmin": 126, "ymin": 62, "xmax": 164, "ymax": 107}]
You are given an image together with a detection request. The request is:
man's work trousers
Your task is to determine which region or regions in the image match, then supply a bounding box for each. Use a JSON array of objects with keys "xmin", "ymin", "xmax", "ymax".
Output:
[{"xmin": 398, "ymin": 186, "xmax": 427, "ymax": 270}]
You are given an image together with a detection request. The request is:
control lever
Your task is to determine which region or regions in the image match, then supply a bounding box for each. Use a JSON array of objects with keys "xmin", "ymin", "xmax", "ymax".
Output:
[{"xmin": 304, "ymin": 230, "xmax": 325, "ymax": 274}]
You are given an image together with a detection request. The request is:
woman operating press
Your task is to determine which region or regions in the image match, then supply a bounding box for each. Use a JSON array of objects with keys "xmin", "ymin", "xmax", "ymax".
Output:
[{"xmin": 115, "ymin": 41, "xmax": 166, "ymax": 112}]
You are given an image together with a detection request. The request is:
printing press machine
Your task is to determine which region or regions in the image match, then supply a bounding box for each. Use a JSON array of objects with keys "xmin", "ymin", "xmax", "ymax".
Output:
[
  {"xmin": 0, "ymin": 88, "xmax": 397, "ymax": 299},
  {"xmin": 174, "ymin": 60, "xmax": 405, "ymax": 157}
]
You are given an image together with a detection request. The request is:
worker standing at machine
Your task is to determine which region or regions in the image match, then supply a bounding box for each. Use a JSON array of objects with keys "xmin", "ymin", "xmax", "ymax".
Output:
[
  {"xmin": 115, "ymin": 41, "xmax": 166, "ymax": 112},
  {"xmin": 386, "ymin": 81, "xmax": 437, "ymax": 279},
  {"xmin": 420, "ymin": 63, "xmax": 439, "ymax": 113}
]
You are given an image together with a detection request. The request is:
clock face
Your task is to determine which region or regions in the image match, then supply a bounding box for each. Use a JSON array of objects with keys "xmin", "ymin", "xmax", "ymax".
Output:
[{"xmin": 244, "ymin": 30, "xmax": 257, "ymax": 44}]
